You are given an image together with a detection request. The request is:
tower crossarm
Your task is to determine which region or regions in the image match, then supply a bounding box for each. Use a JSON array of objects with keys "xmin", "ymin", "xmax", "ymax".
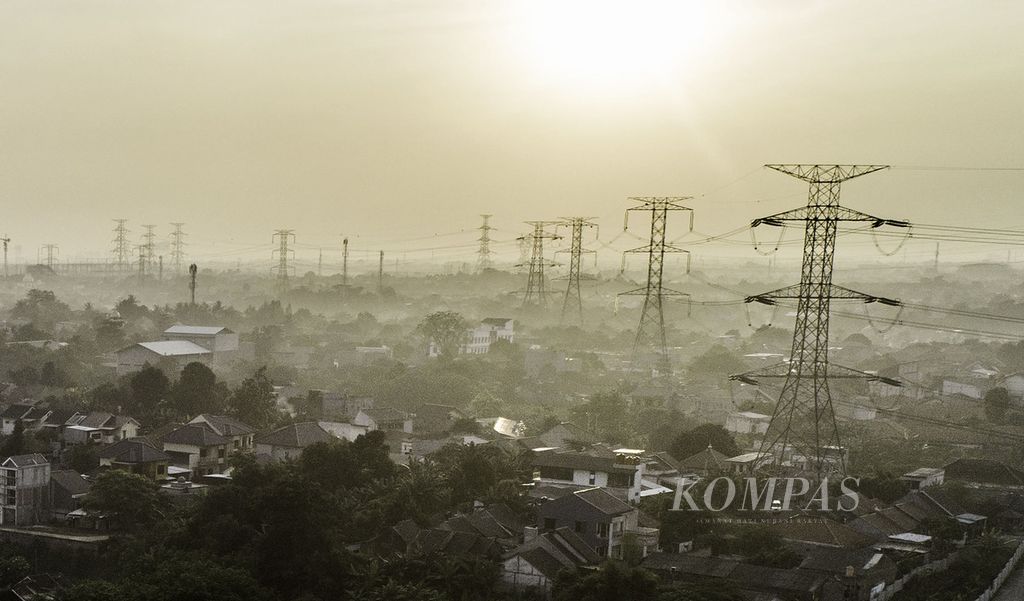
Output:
[
  {"xmin": 765, "ymin": 164, "xmax": 889, "ymax": 183},
  {"xmin": 620, "ymin": 287, "xmax": 689, "ymax": 298},
  {"xmin": 745, "ymin": 284, "xmax": 900, "ymax": 305},
  {"xmin": 752, "ymin": 205, "xmax": 909, "ymax": 228},
  {"xmin": 730, "ymin": 362, "xmax": 901, "ymax": 385}
]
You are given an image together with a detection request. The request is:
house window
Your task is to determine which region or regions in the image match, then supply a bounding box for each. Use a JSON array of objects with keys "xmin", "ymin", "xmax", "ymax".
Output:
[
  {"xmin": 234, "ymin": 440, "xmax": 240, "ymax": 449},
  {"xmin": 589, "ymin": 471, "xmax": 596, "ymax": 485},
  {"xmin": 157, "ymin": 465, "xmax": 166, "ymax": 475},
  {"xmin": 543, "ymin": 518, "xmax": 557, "ymax": 530},
  {"xmin": 5, "ymin": 491, "xmax": 15, "ymax": 505},
  {"xmin": 597, "ymin": 523, "xmax": 609, "ymax": 538},
  {"xmin": 200, "ymin": 449, "xmax": 208, "ymax": 458},
  {"xmin": 218, "ymin": 448, "xmax": 226, "ymax": 459},
  {"xmin": 575, "ymin": 521, "xmax": 585, "ymax": 533}
]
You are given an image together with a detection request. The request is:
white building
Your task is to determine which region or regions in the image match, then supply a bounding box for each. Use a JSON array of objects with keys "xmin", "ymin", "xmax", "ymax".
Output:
[
  {"xmin": 162, "ymin": 325, "xmax": 239, "ymax": 366},
  {"xmin": 724, "ymin": 411, "xmax": 772, "ymax": 435},
  {"xmin": 428, "ymin": 318, "xmax": 514, "ymax": 357},
  {"xmin": 115, "ymin": 341, "xmax": 212, "ymax": 376}
]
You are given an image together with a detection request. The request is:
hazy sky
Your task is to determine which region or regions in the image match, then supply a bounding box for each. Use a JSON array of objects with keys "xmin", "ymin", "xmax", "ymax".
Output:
[{"xmin": 1, "ymin": 0, "xmax": 1022, "ymax": 267}]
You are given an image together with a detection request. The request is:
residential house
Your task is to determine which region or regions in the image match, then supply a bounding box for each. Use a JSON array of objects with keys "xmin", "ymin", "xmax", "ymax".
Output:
[
  {"xmin": 59, "ymin": 412, "xmax": 140, "ymax": 446},
  {"xmin": 414, "ymin": 403, "xmax": 468, "ymax": 434},
  {"xmin": 98, "ymin": 439, "xmax": 171, "ymax": 479},
  {"xmin": 115, "ymin": 341, "xmax": 211, "ymax": 376},
  {"xmin": 354, "ymin": 407, "xmax": 413, "ymax": 433},
  {"xmin": 317, "ymin": 421, "xmax": 369, "ymax": 442},
  {"xmin": 50, "ymin": 469, "xmax": 91, "ymax": 521},
  {"xmin": 900, "ymin": 467, "xmax": 945, "ymax": 490},
  {"xmin": 537, "ymin": 487, "xmax": 658, "ymax": 559},
  {"xmin": 161, "ymin": 423, "xmax": 232, "ymax": 476},
  {"xmin": 724, "ymin": 411, "xmax": 771, "ymax": 435},
  {"xmin": 188, "ymin": 414, "xmax": 255, "ymax": 453},
  {"xmin": 502, "ymin": 527, "xmax": 600, "ymax": 595},
  {"xmin": 532, "ymin": 448, "xmax": 645, "ymax": 502},
  {"xmin": 255, "ymin": 422, "xmax": 336, "ymax": 461},
  {"xmin": 319, "ymin": 392, "xmax": 374, "ymax": 420},
  {"xmin": 1, "ymin": 405, "xmax": 50, "ymax": 435},
  {"xmin": 943, "ymin": 457, "xmax": 1024, "ymax": 488},
  {"xmin": 0, "ymin": 454, "xmax": 51, "ymax": 526},
  {"xmin": 677, "ymin": 445, "xmax": 731, "ymax": 477},
  {"xmin": 725, "ymin": 452, "xmax": 772, "ymax": 475}
]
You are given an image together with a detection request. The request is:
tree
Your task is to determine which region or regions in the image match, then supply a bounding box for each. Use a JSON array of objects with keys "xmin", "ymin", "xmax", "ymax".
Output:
[
  {"xmin": 0, "ymin": 555, "xmax": 29, "ymax": 588},
  {"xmin": 552, "ymin": 562, "xmax": 659, "ymax": 601},
  {"xmin": 170, "ymin": 362, "xmax": 226, "ymax": 418},
  {"xmin": 984, "ymin": 387, "xmax": 1011, "ymax": 422},
  {"xmin": 669, "ymin": 424, "xmax": 739, "ymax": 460},
  {"xmin": 128, "ymin": 364, "xmax": 170, "ymax": 422},
  {"xmin": 68, "ymin": 443, "xmax": 100, "ymax": 474},
  {"xmin": 416, "ymin": 311, "xmax": 468, "ymax": 360},
  {"xmin": 83, "ymin": 470, "xmax": 167, "ymax": 530},
  {"xmin": 227, "ymin": 367, "xmax": 278, "ymax": 429}
]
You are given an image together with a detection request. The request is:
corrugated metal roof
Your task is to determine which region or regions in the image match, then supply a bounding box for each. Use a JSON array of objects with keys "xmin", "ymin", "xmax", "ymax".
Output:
[
  {"xmin": 164, "ymin": 325, "xmax": 228, "ymax": 335},
  {"xmin": 137, "ymin": 341, "xmax": 212, "ymax": 356}
]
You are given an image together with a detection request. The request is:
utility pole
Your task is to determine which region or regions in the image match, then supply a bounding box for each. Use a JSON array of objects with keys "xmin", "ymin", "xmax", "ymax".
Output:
[
  {"xmin": 517, "ymin": 221, "xmax": 562, "ymax": 307},
  {"xmin": 40, "ymin": 244, "xmax": 59, "ymax": 270},
  {"xmin": 619, "ymin": 198, "xmax": 693, "ymax": 375},
  {"xmin": 477, "ymin": 214, "xmax": 494, "ymax": 271},
  {"xmin": 272, "ymin": 229, "xmax": 295, "ymax": 293},
  {"xmin": 378, "ymin": 250, "xmax": 384, "ymax": 292},
  {"xmin": 141, "ymin": 225, "xmax": 157, "ymax": 270},
  {"xmin": 170, "ymin": 223, "xmax": 186, "ymax": 275},
  {"xmin": 112, "ymin": 219, "xmax": 130, "ymax": 270},
  {"xmin": 731, "ymin": 165, "xmax": 909, "ymax": 477},
  {"xmin": 158, "ymin": 255, "xmax": 163, "ymax": 281},
  {"xmin": 342, "ymin": 237, "xmax": 349, "ymax": 285},
  {"xmin": 189, "ymin": 263, "xmax": 198, "ymax": 305},
  {"xmin": 556, "ymin": 217, "xmax": 598, "ymax": 324},
  {"xmin": 318, "ymin": 248, "xmax": 323, "ymax": 277},
  {"xmin": 136, "ymin": 245, "xmax": 146, "ymax": 283},
  {"xmin": 0, "ymin": 235, "xmax": 9, "ymax": 279},
  {"xmin": 934, "ymin": 242, "xmax": 940, "ymax": 272}
]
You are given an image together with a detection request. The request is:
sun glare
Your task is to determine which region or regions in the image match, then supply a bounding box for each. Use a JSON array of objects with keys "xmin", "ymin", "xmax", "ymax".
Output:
[{"xmin": 508, "ymin": 0, "xmax": 720, "ymax": 94}]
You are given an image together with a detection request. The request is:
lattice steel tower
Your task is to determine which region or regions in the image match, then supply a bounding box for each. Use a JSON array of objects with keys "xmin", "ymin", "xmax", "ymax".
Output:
[
  {"xmin": 112, "ymin": 219, "xmax": 131, "ymax": 270},
  {"xmin": 477, "ymin": 214, "xmax": 494, "ymax": 271},
  {"xmin": 141, "ymin": 225, "xmax": 157, "ymax": 270},
  {"xmin": 731, "ymin": 165, "xmax": 907, "ymax": 477},
  {"xmin": 272, "ymin": 229, "xmax": 296, "ymax": 292},
  {"xmin": 556, "ymin": 217, "xmax": 597, "ymax": 324},
  {"xmin": 40, "ymin": 244, "xmax": 58, "ymax": 270},
  {"xmin": 517, "ymin": 221, "xmax": 562, "ymax": 307},
  {"xmin": 620, "ymin": 198, "xmax": 693, "ymax": 374},
  {"xmin": 170, "ymin": 223, "xmax": 186, "ymax": 274}
]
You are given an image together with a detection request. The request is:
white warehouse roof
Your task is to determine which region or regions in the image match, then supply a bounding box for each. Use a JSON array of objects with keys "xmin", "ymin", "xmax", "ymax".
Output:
[
  {"xmin": 136, "ymin": 341, "xmax": 212, "ymax": 357},
  {"xmin": 164, "ymin": 325, "xmax": 230, "ymax": 336}
]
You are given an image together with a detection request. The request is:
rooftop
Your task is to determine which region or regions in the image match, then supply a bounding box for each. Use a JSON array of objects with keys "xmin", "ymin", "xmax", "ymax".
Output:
[
  {"xmin": 134, "ymin": 340, "xmax": 212, "ymax": 357},
  {"xmin": 164, "ymin": 325, "xmax": 230, "ymax": 336},
  {"xmin": 256, "ymin": 422, "xmax": 335, "ymax": 448}
]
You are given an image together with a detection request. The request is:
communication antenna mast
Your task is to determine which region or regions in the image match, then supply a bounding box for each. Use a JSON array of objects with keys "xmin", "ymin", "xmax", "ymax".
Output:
[
  {"xmin": 189, "ymin": 263, "xmax": 198, "ymax": 305},
  {"xmin": 619, "ymin": 197, "xmax": 693, "ymax": 375},
  {"xmin": 342, "ymin": 237, "xmax": 349, "ymax": 285},
  {"xmin": 516, "ymin": 221, "xmax": 562, "ymax": 307},
  {"xmin": 556, "ymin": 217, "xmax": 598, "ymax": 324},
  {"xmin": 378, "ymin": 250, "xmax": 384, "ymax": 292},
  {"xmin": 0, "ymin": 235, "xmax": 9, "ymax": 278},
  {"xmin": 730, "ymin": 165, "xmax": 909, "ymax": 477}
]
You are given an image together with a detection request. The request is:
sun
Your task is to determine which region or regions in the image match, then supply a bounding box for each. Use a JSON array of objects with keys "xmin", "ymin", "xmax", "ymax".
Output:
[{"xmin": 506, "ymin": 0, "xmax": 721, "ymax": 94}]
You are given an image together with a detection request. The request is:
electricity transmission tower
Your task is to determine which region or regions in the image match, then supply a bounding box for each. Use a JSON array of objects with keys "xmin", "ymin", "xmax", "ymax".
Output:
[
  {"xmin": 40, "ymin": 244, "xmax": 58, "ymax": 270},
  {"xmin": 477, "ymin": 214, "xmax": 494, "ymax": 271},
  {"xmin": 170, "ymin": 223, "xmax": 186, "ymax": 274},
  {"xmin": 112, "ymin": 219, "xmax": 131, "ymax": 270},
  {"xmin": 378, "ymin": 250, "xmax": 384, "ymax": 292},
  {"xmin": 730, "ymin": 165, "xmax": 908, "ymax": 477},
  {"xmin": 556, "ymin": 217, "xmax": 597, "ymax": 324},
  {"xmin": 619, "ymin": 198, "xmax": 693, "ymax": 374},
  {"xmin": 272, "ymin": 229, "xmax": 296, "ymax": 292},
  {"xmin": 189, "ymin": 263, "xmax": 198, "ymax": 305},
  {"xmin": 141, "ymin": 225, "xmax": 157, "ymax": 271},
  {"xmin": 517, "ymin": 221, "xmax": 562, "ymax": 307}
]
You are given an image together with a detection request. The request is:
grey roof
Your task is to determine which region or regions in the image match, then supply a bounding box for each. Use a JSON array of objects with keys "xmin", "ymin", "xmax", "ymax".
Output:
[
  {"xmin": 135, "ymin": 340, "xmax": 212, "ymax": 357},
  {"xmin": 533, "ymin": 450, "xmax": 631, "ymax": 474},
  {"xmin": 195, "ymin": 414, "xmax": 254, "ymax": 436},
  {"xmin": 163, "ymin": 423, "xmax": 228, "ymax": 447},
  {"xmin": 256, "ymin": 422, "xmax": 334, "ymax": 448},
  {"xmin": 518, "ymin": 547, "xmax": 569, "ymax": 579},
  {"xmin": 361, "ymin": 406, "xmax": 409, "ymax": 423},
  {"xmin": 164, "ymin": 325, "xmax": 230, "ymax": 336},
  {"xmin": 98, "ymin": 438, "xmax": 171, "ymax": 463},
  {"xmin": 2, "ymin": 453, "xmax": 49, "ymax": 468},
  {"xmin": 50, "ymin": 469, "xmax": 92, "ymax": 496},
  {"xmin": 678, "ymin": 446, "xmax": 731, "ymax": 472},
  {"xmin": 1, "ymin": 404, "xmax": 33, "ymax": 419},
  {"xmin": 574, "ymin": 487, "xmax": 633, "ymax": 515}
]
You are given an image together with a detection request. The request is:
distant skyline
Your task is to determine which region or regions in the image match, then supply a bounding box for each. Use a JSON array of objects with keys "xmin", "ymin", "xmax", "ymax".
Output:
[{"xmin": 2, "ymin": 1, "xmax": 1023, "ymax": 266}]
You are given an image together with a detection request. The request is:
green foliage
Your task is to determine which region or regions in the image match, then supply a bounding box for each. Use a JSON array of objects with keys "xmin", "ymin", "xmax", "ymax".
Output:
[
  {"xmin": 227, "ymin": 367, "xmax": 279, "ymax": 429},
  {"xmin": 67, "ymin": 443, "xmax": 100, "ymax": 474},
  {"xmin": 83, "ymin": 470, "xmax": 168, "ymax": 530},
  {"xmin": 897, "ymin": 535, "xmax": 1012, "ymax": 601},
  {"xmin": 0, "ymin": 555, "xmax": 30, "ymax": 588},
  {"xmin": 687, "ymin": 346, "xmax": 747, "ymax": 380},
  {"xmin": 11, "ymin": 289, "xmax": 72, "ymax": 331},
  {"xmin": 128, "ymin": 364, "xmax": 170, "ymax": 423},
  {"xmin": 553, "ymin": 562, "xmax": 660, "ymax": 601},
  {"xmin": 984, "ymin": 387, "xmax": 1011, "ymax": 422},
  {"xmin": 0, "ymin": 420, "xmax": 26, "ymax": 457},
  {"xmin": 417, "ymin": 311, "xmax": 469, "ymax": 360},
  {"xmin": 669, "ymin": 424, "xmax": 739, "ymax": 460},
  {"xmin": 169, "ymin": 362, "xmax": 226, "ymax": 418},
  {"xmin": 858, "ymin": 472, "xmax": 911, "ymax": 504}
]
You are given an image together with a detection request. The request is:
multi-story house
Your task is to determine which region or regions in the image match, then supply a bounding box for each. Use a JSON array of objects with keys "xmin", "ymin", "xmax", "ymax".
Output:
[
  {"xmin": 536, "ymin": 488, "xmax": 658, "ymax": 559},
  {"xmin": 98, "ymin": 439, "xmax": 171, "ymax": 479},
  {"xmin": 0, "ymin": 454, "xmax": 51, "ymax": 526},
  {"xmin": 428, "ymin": 318, "xmax": 514, "ymax": 356},
  {"xmin": 187, "ymin": 414, "xmax": 255, "ymax": 453},
  {"xmin": 161, "ymin": 423, "xmax": 232, "ymax": 477},
  {"xmin": 1, "ymin": 405, "xmax": 50, "ymax": 435},
  {"xmin": 532, "ymin": 448, "xmax": 646, "ymax": 502}
]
